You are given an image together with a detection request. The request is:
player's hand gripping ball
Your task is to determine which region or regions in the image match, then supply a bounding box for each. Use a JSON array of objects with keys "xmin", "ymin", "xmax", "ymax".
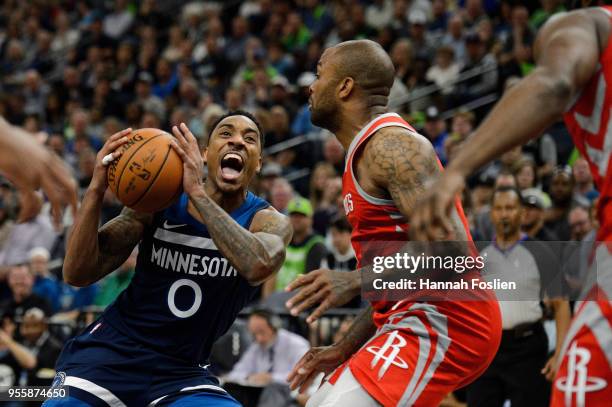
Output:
[{"xmin": 107, "ymin": 128, "xmax": 183, "ymax": 212}]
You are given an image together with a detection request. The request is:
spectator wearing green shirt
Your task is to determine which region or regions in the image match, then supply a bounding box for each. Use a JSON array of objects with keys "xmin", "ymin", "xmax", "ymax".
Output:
[
  {"xmin": 263, "ymin": 197, "xmax": 326, "ymax": 298},
  {"xmin": 94, "ymin": 249, "xmax": 136, "ymax": 308}
]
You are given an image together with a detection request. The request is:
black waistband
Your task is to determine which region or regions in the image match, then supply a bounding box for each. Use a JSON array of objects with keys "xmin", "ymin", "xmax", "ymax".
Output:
[{"xmin": 502, "ymin": 321, "xmax": 544, "ymax": 340}]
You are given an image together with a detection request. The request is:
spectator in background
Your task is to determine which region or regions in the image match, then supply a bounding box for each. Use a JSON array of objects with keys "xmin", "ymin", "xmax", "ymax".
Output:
[
  {"xmin": 513, "ymin": 157, "xmax": 539, "ymax": 191},
  {"xmin": 521, "ymin": 189, "xmax": 558, "ymax": 241},
  {"xmin": 421, "ymin": 106, "xmax": 449, "ymax": 165},
  {"xmin": 568, "ymin": 206, "xmax": 594, "ymax": 243},
  {"xmin": 530, "ymin": 0, "xmax": 565, "ymax": 30},
  {"xmin": 270, "ymin": 178, "xmax": 294, "ymax": 214},
  {"xmin": 28, "ymin": 248, "xmax": 60, "ymax": 313},
  {"xmin": 257, "ymin": 163, "xmax": 283, "ymax": 201},
  {"xmin": 429, "ymin": 0, "xmax": 450, "ymax": 40},
  {"xmin": 572, "ymin": 156, "xmax": 599, "ymax": 204},
  {"xmin": 152, "ymin": 58, "xmax": 178, "ymax": 100},
  {"xmin": 19, "ymin": 307, "xmax": 62, "ymax": 386},
  {"xmin": 102, "ymin": 0, "xmax": 134, "ymax": 41},
  {"xmin": 545, "ymin": 166, "xmax": 576, "ymax": 241},
  {"xmin": 0, "ymin": 200, "xmax": 14, "ymax": 251},
  {"xmin": 0, "ymin": 317, "xmax": 36, "ymax": 387},
  {"xmin": 455, "ymin": 32, "xmax": 498, "ymax": 103},
  {"xmin": 226, "ymin": 16, "xmax": 252, "ymax": 68},
  {"xmin": 499, "ymin": 5, "xmax": 535, "ymax": 79},
  {"xmin": 23, "ymin": 70, "xmax": 50, "ymax": 119},
  {"xmin": 0, "ymin": 192, "xmax": 56, "ymax": 267},
  {"xmin": 365, "ymin": 0, "xmax": 393, "ymax": 31},
  {"xmin": 226, "ymin": 309, "xmax": 309, "ymax": 386},
  {"xmin": 319, "ymin": 216, "xmax": 361, "ymax": 309},
  {"xmin": 291, "ymin": 72, "xmax": 318, "ymax": 137},
  {"xmin": 94, "ymin": 249, "xmax": 136, "ymax": 308},
  {"xmin": 313, "ymin": 176, "xmax": 342, "ymax": 237},
  {"xmin": 426, "ymin": 45, "xmax": 460, "ymax": 97},
  {"xmin": 309, "ymin": 162, "xmax": 337, "ymax": 210},
  {"xmin": 322, "ymin": 136, "xmax": 344, "ymax": 174},
  {"xmin": 263, "ymin": 197, "xmax": 326, "ymax": 297},
  {"xmin": 408, "ymin": 10, "xmax": 436, "ymax": 61},
  {"xmin": 461, "ymin": 0, "xmax": 487, "ymax": 29},
  {"xmin": 441, "ymin": 14, "xmax": 466, "ymax": 66},
  {"xmin": 225, "ymin": 309, "xmax": 309, "ymax": 407},
  {"xmin": 0, "ymin": 265, "xmax": 52, "ymax": 321}
]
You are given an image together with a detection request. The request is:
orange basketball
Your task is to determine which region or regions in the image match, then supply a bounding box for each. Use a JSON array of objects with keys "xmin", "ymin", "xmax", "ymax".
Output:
[{"xmin": 107, "ymin": 128, "xmax": 183, "ymax": 213}]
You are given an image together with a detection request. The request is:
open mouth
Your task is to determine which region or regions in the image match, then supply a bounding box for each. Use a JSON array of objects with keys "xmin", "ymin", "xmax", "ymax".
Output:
[{"xmin": 220, "ymin": 152, "xmax": 245, "ymax": 181}]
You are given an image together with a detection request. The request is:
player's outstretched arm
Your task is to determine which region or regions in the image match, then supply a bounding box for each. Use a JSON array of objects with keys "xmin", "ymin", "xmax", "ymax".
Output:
[
  {"xmin": 0, "ymin": 117, "xmax": 78, "ymax": 228},
  {"xmin": 287, "ymin": 305, "xmax": 375, "ymax": 393},
  {"xmin": 411, "ymin": 9, "xmax": 603, "ymax": 240},
  {"xmin": 170, "ymin": 123, "xmax": 293, "ymax": 285},
  {"xmin": 64, "ymin": 130, "xmax": 152, "ymax": 287}
]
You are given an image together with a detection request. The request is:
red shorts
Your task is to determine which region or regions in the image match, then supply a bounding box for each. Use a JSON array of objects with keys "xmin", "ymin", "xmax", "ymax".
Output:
[
  {"xmin": 551, "ymin": 286, "xmax": 612, "ymax": 407},
  {"xmin": 329, "ymin": 299, "xmax": 501, "ymax": 406}
]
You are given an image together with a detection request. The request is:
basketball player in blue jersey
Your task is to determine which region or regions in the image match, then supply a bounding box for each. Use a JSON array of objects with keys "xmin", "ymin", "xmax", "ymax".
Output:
[{"xmin": 44, "ymin": 111, "xmax": 292, "ymax": 407}]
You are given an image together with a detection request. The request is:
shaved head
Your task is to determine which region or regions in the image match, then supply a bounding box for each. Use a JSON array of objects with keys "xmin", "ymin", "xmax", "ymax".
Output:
[
  {"xmin": 331, "ymin": 40, "xmax": 395, "ymax": 101},
  {"xmin": 309, "ymin": 39, "xmax": 395, "ymax": 132}
]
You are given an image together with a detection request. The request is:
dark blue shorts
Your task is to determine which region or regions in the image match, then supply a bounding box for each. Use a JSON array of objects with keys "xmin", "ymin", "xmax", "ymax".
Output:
[{"xmin": 45, "ymin": 318, "xmax": 240, "ymax": 406}]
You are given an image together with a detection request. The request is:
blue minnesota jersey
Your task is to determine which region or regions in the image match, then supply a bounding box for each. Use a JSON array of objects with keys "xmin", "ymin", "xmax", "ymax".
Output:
[{"xmin": 102, "ymin": 191, "xmax": 269, "ymax": 364}]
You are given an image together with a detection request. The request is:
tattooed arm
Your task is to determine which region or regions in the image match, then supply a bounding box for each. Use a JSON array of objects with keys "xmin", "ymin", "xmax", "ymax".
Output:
[
  {"xmin": 189, "ymin": 191, "xmax": 292, "ymax": 285},
  {"xmin": 287, "ymin": 305, "xmax": 374, "ymax": 392},
  {"xmin": 64, "ymin": 128, "xmax": 151, "ymax": 287},
  {"xmin": 365, "ymin": 127, "xmax": 468, "ymax": 239},
  {"xmin": 64, "ymin": 192, "xmax": 152, "ymax": 287}
]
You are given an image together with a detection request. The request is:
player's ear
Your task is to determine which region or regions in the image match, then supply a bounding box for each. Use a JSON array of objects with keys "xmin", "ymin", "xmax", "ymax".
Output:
[
  {"xmin": 338, "ymin": 77, "xmax": 354, "ymax": 100},
  {"xmin": 201, "ymin": 147, "xmax": 208, "ymax": 163},
  {"xmin": 256, "ymin": 155, "xmax": 262, "ymax": 173}
]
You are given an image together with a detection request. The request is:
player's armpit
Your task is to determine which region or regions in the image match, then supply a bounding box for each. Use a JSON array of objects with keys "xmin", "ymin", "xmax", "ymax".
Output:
[{"xmin": 365, "ymin": 130, "xmax": 466, "ymax": 240}]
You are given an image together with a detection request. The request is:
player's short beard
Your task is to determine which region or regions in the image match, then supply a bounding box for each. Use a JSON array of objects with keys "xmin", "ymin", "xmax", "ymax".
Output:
[{"xmin": 311, "ymin": 89, "xmax": 341, "ymax": 133}]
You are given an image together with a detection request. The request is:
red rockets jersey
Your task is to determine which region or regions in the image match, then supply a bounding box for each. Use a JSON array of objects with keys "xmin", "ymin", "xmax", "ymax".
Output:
[
  {"xmin": 341, "ymin": 113, "xmax": 475, "ymax": 311},
  {"xmin": 341, "ymin": 113, "xmax": 472, "ymax": 267},
  {"xmin": 563, "ymin": 6, "xmax": 612, "ymax": 243}
]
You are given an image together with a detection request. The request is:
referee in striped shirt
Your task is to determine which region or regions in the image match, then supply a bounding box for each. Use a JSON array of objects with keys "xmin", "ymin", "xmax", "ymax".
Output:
[{"xmin": 469, "ymin": 186, "xmax": 571, "ymax": 407}]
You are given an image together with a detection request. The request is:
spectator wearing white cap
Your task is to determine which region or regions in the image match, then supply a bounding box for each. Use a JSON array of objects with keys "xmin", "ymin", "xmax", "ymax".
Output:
[
  {"xmin": 19, "ymin": 307, "xmax": 63, "ymax": 386},
  {"xmin": 521, "ymin": 188, "xmax": 558, "ymax": 242},
  {"xmin": 408, "ymin": 10, "xmax": 436, "ymax": 61},
  {"xmin": 291, "ymin": 72, "xmax": 321, "ymax": 137}
]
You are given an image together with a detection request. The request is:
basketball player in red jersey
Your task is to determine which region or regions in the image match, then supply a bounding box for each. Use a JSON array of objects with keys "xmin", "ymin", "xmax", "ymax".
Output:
[
  {"xmin": 411, "ymin": 6, "xmax": 612, "ymax": 407},
  {"xmin": 286, "ymin": 39, "xmax": 501, "ymax": 406}
]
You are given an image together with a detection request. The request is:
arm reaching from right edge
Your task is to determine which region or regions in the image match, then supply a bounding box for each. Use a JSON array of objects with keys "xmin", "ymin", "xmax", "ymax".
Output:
[
  {"xmin": 287, "ymin": 305, "xmax": 375, "ymax": 393},
  {"xmin": 410, "ymin": 9, "xmax": 605, "ymax": 240},
  {"xmin": 63, "ymin": 129, "xmax": 153, "ymax": 287}
]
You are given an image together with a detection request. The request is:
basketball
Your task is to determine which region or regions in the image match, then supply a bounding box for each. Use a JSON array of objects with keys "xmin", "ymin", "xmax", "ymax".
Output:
[{"xmin": 107, "ymin": 128, "xmax": 183, "ymax": 213}]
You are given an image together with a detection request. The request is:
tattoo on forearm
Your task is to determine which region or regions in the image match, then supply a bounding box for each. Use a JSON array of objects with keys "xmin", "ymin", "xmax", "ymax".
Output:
[
  {"xmin": 337, "ymin": 305, "xmax": 376, "ymax": 355},
  {"xmin": 190, "ymin": 195, "xmax": 286, "ymax": 282},
  {"xmin": 97, "ymin": 209, "xmax": 147, "ymax": 274}
]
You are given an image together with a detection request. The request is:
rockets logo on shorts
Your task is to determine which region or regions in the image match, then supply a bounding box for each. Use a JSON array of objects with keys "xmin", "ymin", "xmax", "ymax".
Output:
[
  {"xmin": 366, "ymin": 330, "xmax": 409, "ymax": 379},
  {"xmin": 555, "ymin": 342, "xmax": 607, "ymax": 407}
]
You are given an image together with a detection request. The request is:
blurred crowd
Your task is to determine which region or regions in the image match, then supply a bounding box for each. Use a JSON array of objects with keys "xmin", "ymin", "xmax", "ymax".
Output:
[{"xmin": 0, "ymin": 0, "xmax": 601, "ymax": 406}]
